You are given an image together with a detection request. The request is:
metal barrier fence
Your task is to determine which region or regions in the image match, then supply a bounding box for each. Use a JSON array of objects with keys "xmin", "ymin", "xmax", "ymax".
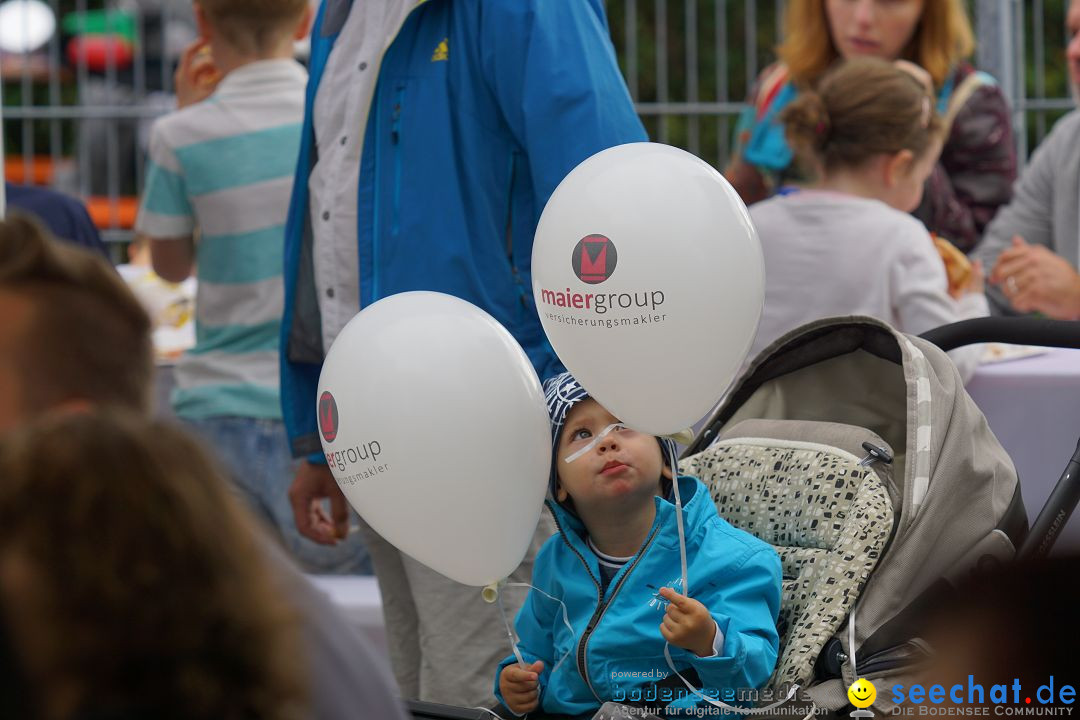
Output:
[
  {"xmin": 0, "ymin": 0, "xmax": 1073, "ymax": 244},
  {"xmin": 1, "ymin": 0, "xmax": 195, "ymax": 243},
  {"xmin": 975, "ymin": 0, "xmax": 1074, "ymax": 162}
]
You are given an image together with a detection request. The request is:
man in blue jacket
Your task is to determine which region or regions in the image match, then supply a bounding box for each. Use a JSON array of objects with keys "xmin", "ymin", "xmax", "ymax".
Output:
[{"xmin": 282, "ymin": 0, "xmax": 647, "ymax": 707}]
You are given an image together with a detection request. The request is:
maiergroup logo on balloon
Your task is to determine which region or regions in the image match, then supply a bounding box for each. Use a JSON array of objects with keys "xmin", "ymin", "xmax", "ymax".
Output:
[
  {"xmin": 318, "ymin": 366, "xmax": 388, "ymax": 485},
  {"xmin": 316, "ymin": 292, "xmax": 551, "ymax": 588},
  {"xmin": 539, "ymin": 284, "xmax": 666, "ymax": 321},
  {"xmin": 572, "ymin": 234, "xmax": 618, "ymax": 284},
  {"xmin": 324, "ymin": 439, "xmax": 387, "ymax": 484},
  {"xmin": 318, "ymin": 391, "xmax": 339, "ymax": 442},
  {"xmin": 532, "ymin": 142, "xmax": 765, "ymax": 437},
  {"xmin": 539, "ymin": 233, "xmax": 668, "ymax": 327}
]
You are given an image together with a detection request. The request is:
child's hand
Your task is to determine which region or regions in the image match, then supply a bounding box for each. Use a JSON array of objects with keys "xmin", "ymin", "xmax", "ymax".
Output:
[
  {"xmin": 174, "ymin": 39, "xmax": 222, "ymax": 109},
  {"xmin": 499, "ymin": 660, "xmax": 544, "ymax": 714},
  {"xmin": 659, "ymin": 587, "xmax": 717, "ymax": 658}
]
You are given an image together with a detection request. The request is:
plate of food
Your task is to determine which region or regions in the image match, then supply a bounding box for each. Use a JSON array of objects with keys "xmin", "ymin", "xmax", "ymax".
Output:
[{"xmin": 980, "ymin": 343, "xmax": 1050, "ymax": 364}]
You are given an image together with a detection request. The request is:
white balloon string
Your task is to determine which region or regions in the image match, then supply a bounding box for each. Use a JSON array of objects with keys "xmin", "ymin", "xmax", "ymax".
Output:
[
  {"xmin": 499, "ymin": 582, "xmax": 576, "ymax": 677},
  {"xmin": 667, "ymin": 441, "xmax": 689, "ymax": 596},
  {"xmin": 496, "ymin": 589, "xmax": 527, "ymax": 668},
  {"xmin": 660, "ymin": 438, "xmax": 807, "ymax": 716},
  {"xmin": 563, "ymin": 422, "xmax": 627, "ymax": 464},
  {"xmin": 848, "ymin": 599, "xmax": 860, "ymax": 680}
]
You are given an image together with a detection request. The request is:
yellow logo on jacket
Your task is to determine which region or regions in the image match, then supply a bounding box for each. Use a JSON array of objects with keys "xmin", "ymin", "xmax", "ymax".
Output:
[{"xmin": 431, "ymin": 38, "xmax": 448, "ymax": 62}]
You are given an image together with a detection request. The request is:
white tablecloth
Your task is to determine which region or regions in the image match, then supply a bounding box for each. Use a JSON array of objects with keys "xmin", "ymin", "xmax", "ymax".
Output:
[
  {"xmin": 307, "ymin": 575, "xmax": 390, "ymax": 662},
  {"xmin": 966, "ymin": 348, "xmax": 1080, "ymax": 553}
]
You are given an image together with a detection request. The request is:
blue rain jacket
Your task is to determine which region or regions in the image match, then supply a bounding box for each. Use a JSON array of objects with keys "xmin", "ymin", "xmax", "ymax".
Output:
[
  {"xmin": 495, "ymin": 475, "xmax": 782, "ymax": 717},
  {"xmin": 281, "ymin": 0, "xmax": 647, "ymax": 458}
]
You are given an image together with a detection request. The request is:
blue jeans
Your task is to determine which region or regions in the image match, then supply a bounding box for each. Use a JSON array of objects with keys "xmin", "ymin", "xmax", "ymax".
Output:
[{"xmin": 185, "ymin": 416, "xmax": 373, "ymax": 575}]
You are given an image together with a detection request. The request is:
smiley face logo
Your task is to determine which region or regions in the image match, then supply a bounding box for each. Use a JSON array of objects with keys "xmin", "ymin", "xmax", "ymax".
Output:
[{"xmin": 848, "ymin": 678, "xmax": 877, "ymax": 709}]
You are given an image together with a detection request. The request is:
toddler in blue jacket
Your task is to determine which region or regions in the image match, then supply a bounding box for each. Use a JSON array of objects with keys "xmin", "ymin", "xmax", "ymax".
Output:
[{"xmin": 494, "ymin": 373, "xmax": 782, "ymax": 718}]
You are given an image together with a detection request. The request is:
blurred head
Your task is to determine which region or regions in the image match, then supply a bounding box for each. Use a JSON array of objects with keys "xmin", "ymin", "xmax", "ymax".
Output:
[
  {"xmin": 825, "ymin": 0, "xmax": 924, "ymax": 63},
  {"xmin": 1068, "ymin": 0, "xmax": 1080, "ymax": 102},
  {"xmin": 918, "ymin": 557, "xmax": 1080, "ymax": 707},
  {"xmin": 544, "ymin": 372, "xmax": 675, "ymax": 518},
  {"xmin": 194, "ymin": 0, "xmax": 311, "ymax": 57},
  {"xmin": 0, "ymin": 410, "xmax": 306, "ymax": 720},
  {"xmin": 0, "ymin": 215, "xmax": 152, "ymax": 433},
  {"xmin": 781, "ymin": 58, "xmax": 943, "ymax": 212},
  {"xmin": 780, "ymin": 0, "xmax": 975, "ymax": 88}
]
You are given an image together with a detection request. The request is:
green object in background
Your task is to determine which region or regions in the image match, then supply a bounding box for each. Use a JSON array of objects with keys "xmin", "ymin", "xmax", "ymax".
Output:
[{"xmin": 61, "ymin": 9, "xmax": 136, "ymax": 43}]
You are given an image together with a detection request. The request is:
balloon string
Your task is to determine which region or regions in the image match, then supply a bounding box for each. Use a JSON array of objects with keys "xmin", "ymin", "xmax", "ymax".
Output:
[
  {"xmin": 661, "ymin": 435, "xmax": 808, "ymax": 716},
  {"xmin": 498, "ymin": 582, "xmax": 576, "ymax": 677},
  {"xmin": 667, "ymin": 441, "xmax": 689, "ymax": 596},
  {"xmin": 496, "ymin": 590, "xmax": 527, "ymax": 668}
]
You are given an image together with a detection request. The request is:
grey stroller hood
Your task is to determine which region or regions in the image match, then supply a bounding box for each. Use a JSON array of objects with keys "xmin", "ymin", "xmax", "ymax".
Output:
[{"xmin": 686, "ymin": 316, "xmax": 1025, "ymax": 711}]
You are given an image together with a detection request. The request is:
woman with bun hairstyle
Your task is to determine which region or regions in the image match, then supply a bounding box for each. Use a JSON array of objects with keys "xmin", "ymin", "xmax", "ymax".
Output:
[
  {"xmin": 746, "ymin": 58, "xmax": 988, "ymax": 381},
  {"xmin": 726, "ymin": 0, "xmax": 1015, "ymax": 253}
]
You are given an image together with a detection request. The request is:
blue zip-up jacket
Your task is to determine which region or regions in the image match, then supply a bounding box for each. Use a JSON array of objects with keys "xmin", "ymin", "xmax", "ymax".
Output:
[
  {"xmin": 281, "ymin": 0, "xmax": 648, "ymax": 458},
  {"xmin": 494, "ymin": 476, "xmax": 782, "ymax": 717}
]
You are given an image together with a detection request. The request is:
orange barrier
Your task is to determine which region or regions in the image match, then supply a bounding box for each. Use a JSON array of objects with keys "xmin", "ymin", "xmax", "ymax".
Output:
[
  {"xmin": 86, "ymin": 195, "xmax": 138, "ymax": 229},
  {"xmin": 5, "ymin": 158, "xmax": 139, "ymax": 230},
  {"xmin": 5, "ymin": 156, "xmax": 57, "ymax": 185}
]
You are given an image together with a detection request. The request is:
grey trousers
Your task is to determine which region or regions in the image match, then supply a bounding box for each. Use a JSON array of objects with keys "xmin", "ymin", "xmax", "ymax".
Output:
[{"xmin": 357, "ymin": 509, "xmax": 556, "ymax": 708}]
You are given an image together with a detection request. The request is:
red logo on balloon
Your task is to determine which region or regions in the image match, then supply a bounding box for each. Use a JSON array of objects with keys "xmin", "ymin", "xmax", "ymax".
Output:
[
  {"xmin": 319, "ymin": 391, "xmax": 339, "ymax": 443},
  {"xmin": 572, "ymin": 234, "xmax": 618, "ymax": 284}
]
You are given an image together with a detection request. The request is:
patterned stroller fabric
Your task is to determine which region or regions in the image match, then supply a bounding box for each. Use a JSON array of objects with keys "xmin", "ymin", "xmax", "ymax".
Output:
[
  {"xmin": 681, "ymin": 419, "xmax": 895, "ymax": 690},
  {"xmin": 681, "ymin": 316, "xmax": 1025, "ymax": 713}
]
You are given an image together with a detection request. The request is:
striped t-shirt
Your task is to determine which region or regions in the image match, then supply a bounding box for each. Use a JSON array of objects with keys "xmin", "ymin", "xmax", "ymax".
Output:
[{"xmin": 136, "ymin": 60, "xmax": 307, "ymax": 420}]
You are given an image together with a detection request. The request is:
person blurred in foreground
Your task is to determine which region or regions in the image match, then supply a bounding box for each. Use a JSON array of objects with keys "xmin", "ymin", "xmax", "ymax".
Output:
[
  {"xmin": 0, "ymin": 215, "xmax": 408, "ymax": 720},
  {"xmin": 0, "ymin": 410, "xmax": 305, "ymax": 720}
]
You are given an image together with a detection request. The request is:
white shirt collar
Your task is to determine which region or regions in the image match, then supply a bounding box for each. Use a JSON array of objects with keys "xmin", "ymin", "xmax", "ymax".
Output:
[
  {"xmin": 213, "ymin": 59, "xmax": 307, "ymax": 98},
  {"xmin": 587, "ymin": 537, "xmax": 634, "ymax": 565}
]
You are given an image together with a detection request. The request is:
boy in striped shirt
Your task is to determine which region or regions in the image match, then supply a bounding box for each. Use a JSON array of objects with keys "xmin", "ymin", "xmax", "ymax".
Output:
[{"xmin": 136, "ymin": 0, "xmax": 370, "ymax": 574}]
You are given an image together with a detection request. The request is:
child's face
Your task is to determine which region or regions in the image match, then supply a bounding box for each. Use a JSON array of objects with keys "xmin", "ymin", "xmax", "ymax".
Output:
[{"xmin": 555, "ymin": 398, "xmax": 670, "ymax": 511}]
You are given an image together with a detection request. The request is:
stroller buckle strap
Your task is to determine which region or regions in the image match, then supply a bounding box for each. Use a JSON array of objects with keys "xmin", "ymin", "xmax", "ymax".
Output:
[{"xmin": 858, "ymin": 442, "xmax": 894, "ymax": 467}]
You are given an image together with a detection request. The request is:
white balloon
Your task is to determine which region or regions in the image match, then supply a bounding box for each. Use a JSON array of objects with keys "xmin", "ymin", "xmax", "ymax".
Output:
[
  {"xmin": 317, "ymin": 292, "xmax": 551, "ymax": 587},
  {"xmin": 532, "ymin": 142, "xmax": 764, "ymax": 436}
]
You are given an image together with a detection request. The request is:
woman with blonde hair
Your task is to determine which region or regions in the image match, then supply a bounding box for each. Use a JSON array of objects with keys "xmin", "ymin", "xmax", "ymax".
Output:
[
  {"xmin": 0, "ymin": 410, "xmax": 308, "ymax": 720},
  {"xmin": 727, "ymin": 0, "xmax": 1015, "ymax": 253}
]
